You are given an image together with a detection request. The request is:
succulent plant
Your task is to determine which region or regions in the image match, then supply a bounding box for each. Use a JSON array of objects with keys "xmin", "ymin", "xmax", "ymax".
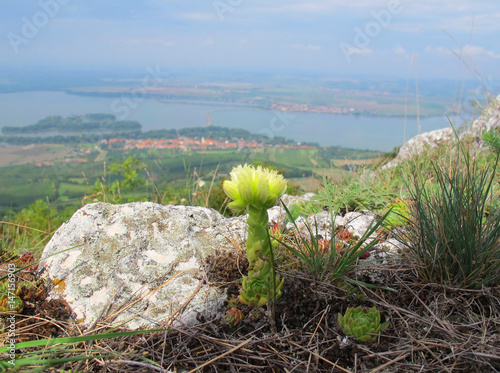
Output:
[
  {"xmin": 225, "ymin": 307, "xmax": 244, "ymax": 327},
  {"xmin": 224, "ymin": 164, "xmax": 287, "ymax": 306},
  {"xmin": 0, "ymin": 281, "xmax": 23, "ymax": 314},
  {"xmin": 270, "ymin": 223, "xmax": 283, "ymax": 249},
  {"xmin": 338, "ymin": 306, "xmax": 389, "ymax": 343}
]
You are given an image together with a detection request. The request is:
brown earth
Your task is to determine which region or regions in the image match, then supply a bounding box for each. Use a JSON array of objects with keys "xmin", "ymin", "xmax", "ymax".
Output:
[{"xmin": 0, "ymin": 144, "xmax": 71, "ymax": 167}]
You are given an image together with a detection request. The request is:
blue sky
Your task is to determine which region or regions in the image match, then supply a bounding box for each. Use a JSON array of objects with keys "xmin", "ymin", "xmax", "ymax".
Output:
[{"xmin": 1, "ymin": 0, "xmax": 499, "ymax": 79}]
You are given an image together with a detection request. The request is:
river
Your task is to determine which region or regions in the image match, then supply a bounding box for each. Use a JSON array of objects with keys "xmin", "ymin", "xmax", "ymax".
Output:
[{"xmin": 0, "ymin": 91, "xmax": 457, "ymax": 151}]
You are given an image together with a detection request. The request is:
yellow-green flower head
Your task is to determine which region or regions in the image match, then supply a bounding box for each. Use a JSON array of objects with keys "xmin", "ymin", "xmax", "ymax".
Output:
[{"xmin": 223, "ymin": 164, "xmax": 287, "ymax": 211}]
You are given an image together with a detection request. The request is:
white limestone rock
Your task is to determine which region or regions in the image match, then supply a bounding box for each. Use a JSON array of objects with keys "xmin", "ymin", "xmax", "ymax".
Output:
[
  {"xmin": 284, "ymin": 210, "xmax": 381, "ymax": 244},
  {"xmin": 280, "ymin": 193, "xmax": 315, "ymax": 207},
  {"xmin": 461, "ymin": 98, "xmax": 500, "ymax": 150},
  {"xmin": 383, "ymin": 95, "xmax": 500, "ymax": 169},
  {"xmin": 267, "ymin": 205, "xmax": 286, "ymax": 226},
  {"xmin": 344, "ymin": 211, "xmax": 378, "ymax": 240},
  {"xmin": 354, "ymin": 238, "xmax": 407, "ymax": 285},
  {"xmin": 39, "ymin": 202, "xmax": 247, "ymax": 330},
  {"xmin": 382, "ymin": 127, "xmax": 454, "ymax": 169}
]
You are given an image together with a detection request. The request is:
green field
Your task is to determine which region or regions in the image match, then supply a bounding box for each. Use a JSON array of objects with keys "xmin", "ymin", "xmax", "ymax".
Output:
[{"xmin": 0, "ymin": 145, "xmax": 380, "ymax": 215}]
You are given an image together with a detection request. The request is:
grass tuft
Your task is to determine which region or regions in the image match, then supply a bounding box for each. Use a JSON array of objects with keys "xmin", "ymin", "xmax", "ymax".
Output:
[{"xmin": 400, "ymin": 137, "xmax": 500, "ymax": 289}]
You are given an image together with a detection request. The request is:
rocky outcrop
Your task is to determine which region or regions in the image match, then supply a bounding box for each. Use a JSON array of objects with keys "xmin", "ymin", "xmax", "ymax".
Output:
[
  {"xmin": 382, "ymin": 127, "xmax": 454, "ymax": 168},
  {"xmin": 384, "ymin": 96, "xmax": 500, "ymax": 168},
  {"xmin": 462, "ymin": 97, "xmax": 500, "ymax": 150},
  {"xmin": 39, "ymin": 198, "xmax": 395, "ymax": 330}
]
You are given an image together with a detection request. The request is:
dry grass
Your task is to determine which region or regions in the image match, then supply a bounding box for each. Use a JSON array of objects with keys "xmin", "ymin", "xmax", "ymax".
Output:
[{"xmin": 2, "ymin": 251, "xmax": 499, "ymax": 372}]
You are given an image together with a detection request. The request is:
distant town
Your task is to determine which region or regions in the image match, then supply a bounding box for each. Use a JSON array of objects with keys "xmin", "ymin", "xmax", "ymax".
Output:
[
  {"xmin": 34, "ymin": 136, "xmax": 317, "ymax": 166},
  {"xmin": 270, "ymin": 102, "xmax": 356, "ymax": 115},
  {"xmin": 104, "ymin": 137, "xmax": 316, "ymax": 151}
]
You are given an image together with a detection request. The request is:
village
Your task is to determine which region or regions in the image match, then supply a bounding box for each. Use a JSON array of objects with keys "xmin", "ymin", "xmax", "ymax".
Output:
[
  {"xmin": 270, "ymin": 102, "xmax": 356, "ymax": 115},
  {"xmin": 34, "ymin": 136, "xmax": 316, "ymax": 166},
  {"xmin": 104, "ymin": 136, "xmax": 316, "ymax": 151}
]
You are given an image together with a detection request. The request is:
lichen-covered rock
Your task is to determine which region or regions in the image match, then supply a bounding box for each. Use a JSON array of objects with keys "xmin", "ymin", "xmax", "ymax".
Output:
[
  {"xmin": 383, "ymin": 95, "xmax": 500, "ymax": 169},
  {"xmin": 39, "ymin": 202, "xmax": 247, "ymax": 329},
  {"xmin": 344, "ymin": 211, "xmax": 378, "ymax": 240},
  {"xmin": 280, "ymin": 193, "xmax": 315, "ymax": 207},
  {"xmin": 462, "ymin": 98, "xmax": 500, "ymax": 150},
  {"xmin": 285, "ymin": 210, "xmax": 380, "ymax": 244},
  {"xmin": 382, "ymin": 127, "xmax": 454, "ymax": 169},
  {"xmin": 285, "ymin": 211, "xmax": 344, "ymax": 241}
]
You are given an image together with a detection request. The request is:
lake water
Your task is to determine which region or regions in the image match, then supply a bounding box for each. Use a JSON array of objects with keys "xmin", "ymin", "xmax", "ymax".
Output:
[{"xmin": 0, "ymin": 91, "xmax": 456, "ymax": 151}]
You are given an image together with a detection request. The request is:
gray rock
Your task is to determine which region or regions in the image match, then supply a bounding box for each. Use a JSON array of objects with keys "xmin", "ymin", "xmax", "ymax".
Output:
[
  {"xmin": 39, "ymin": 202, "xmax": 247, "ymax": 330},
  {"xmin": 268, "ymin": 205, "xmax": 286, "ymax": 226},
  {"xmin": 383, "ymin": 95, "xmax": 500, "ymax": 169},
  {"xmin": 285, "ymin": 211, "xmax": 344, "ymax": 241},
  {"xmin": 354, "ymin": 238, "xmax": 406, "ymax": 285},
  {"xmin": 461, "ymin": 98, "xmax": 500, "ymax": 150},
  {"xmin": 284, "ymin": 210, "xmax": 381, "ymax": 244},
  {"xmin": 382, "ymin": 127, "xmax": 454, "ymax": 169},
  {"xmin": 344, "ymin": 211, "xmax": 378, "ymax": 240},
  {"xmin": 280, "ymin": 193, "xmax": 315, "ymax": 207}
]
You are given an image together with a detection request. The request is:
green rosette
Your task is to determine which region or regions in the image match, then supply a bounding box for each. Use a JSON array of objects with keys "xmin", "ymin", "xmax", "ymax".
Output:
[{"xmin": 338, "ymin": 306, "xmax": 389, "ymax": 343}]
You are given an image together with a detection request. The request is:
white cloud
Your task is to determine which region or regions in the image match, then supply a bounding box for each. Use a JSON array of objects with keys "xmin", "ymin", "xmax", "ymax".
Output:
[
  {"xmin": 437, "ymin": 13, "xmax": 500, "ymax": 34},
  {"xmin": 346, "ymin": 46, "xmax": 373, "ymax": 56},
  {"xmin": 285, "ymin": 44, "xmax": 322, "ymax": 51},
  {"xmin": 253, "ymin": 0, "xmax": 391, "ymax": 14},
  {"xmin": 307, "ymin": 44, "xmax": 322, "ymax": 51},
  {"xmin": 426, "ymin": 45, "xmax": 452, "ymax": 56},
  {"xmin": 463, "ymin": 44, "xmax": 500, "ymax": 59},
  {"xmin": 177, "ymin": 12, "xmax": 214, "ymax": 21},
  {"xmin": 394, "ymin": 45, "xmax": 406, "ymax": 55},
  {"xmin": 393, "ymin": 44, "xmax": 411, "ymax": 59},
  {"xmin": 426, "ymin": 44, "xmax": 500, "ymax": 59}
]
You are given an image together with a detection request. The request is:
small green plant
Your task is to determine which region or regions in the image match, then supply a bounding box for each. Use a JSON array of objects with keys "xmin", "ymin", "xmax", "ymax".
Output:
[
  {"xmin": 279, "ymin": 178, "xmax": 388, "ymax": 283},
  {"xmin": 338, "ymin": 306, "xmax": 389, "ymax": 343},
  {"xmin": 382, "ymin": 199, "xmax": 410, "ymax": 229},
  {"xmin": 86, "ymin": 156, "xmax": 147, "ymax": 204},
  {"xmin": 286, "ymin": 200, "xmax": 324, "ymax": 222},
  {"xmin": 482, "ymin": 127, "xmax": 500, "ymax": 154},
  {"xmin": 223, "ymin": 164, "xmax": 287, "ymax": 307},
  {"xmin": 0, "ymin": 280, "xmax": 23, "ymax": 314},
  {"xmin": 108, "ymin": 156, "xmax": 146, "ymax": 194},
  {"xmin": 1, "ymin": 199, "xmax": 72, "ymax": 256},
  {"xmin": 313, "ymin": 176, "xmax": 396, "ymax": 213},
  {"xmin": 225, "ymin": 307, "xmax": 244, "ymax": 327},
  {"xmin": 402, "ymin": 138, "xmax": 500, "ymax": 289}
]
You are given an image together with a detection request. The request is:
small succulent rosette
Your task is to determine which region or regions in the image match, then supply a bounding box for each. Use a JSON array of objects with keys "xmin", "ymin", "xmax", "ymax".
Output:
[{"xmin": 338, "ymin": 306, "xmax": 389, "ymax": 343}]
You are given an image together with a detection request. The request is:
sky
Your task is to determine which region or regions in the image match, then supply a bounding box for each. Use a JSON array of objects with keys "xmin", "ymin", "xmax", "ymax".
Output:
[{"xmin": 1, "ymin": 0, "xmax": 499, "ymax": 80}]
